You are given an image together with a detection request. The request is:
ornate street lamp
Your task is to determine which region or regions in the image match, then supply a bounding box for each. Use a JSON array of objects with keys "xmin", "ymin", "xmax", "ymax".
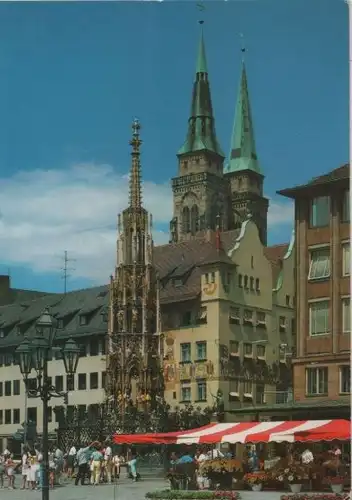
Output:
[{"xmin": 16, "ymin": 307, "xmax": 80, "ymax": 500}]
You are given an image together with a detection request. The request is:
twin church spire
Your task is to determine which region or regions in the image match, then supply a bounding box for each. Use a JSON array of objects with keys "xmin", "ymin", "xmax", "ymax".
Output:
[
  {"xmin": 177, "ymin": 22, "xmax": 224, "ymax": 158},
  {"xmin": 173, "ymin": 22, "xmax": 267, "ymax": 244}
]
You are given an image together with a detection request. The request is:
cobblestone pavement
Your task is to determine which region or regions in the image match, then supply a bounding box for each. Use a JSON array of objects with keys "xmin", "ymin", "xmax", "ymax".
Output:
[{"xmin": 0, "ymin": 479, "xmax": 350, "ymax": 500}]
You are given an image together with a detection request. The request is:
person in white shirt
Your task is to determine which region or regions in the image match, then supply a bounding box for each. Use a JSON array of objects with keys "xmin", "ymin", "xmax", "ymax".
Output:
[
  {"xmin": 196, "ymin": 449, "xmax": 210, "ymax": 490},
  {"xmin": 104, "ymin": 442, "xmax": 113, "ymax": 484},
  {"xmin": 21, "ymin": 447, "xmax": 29, "ymax": 490}
]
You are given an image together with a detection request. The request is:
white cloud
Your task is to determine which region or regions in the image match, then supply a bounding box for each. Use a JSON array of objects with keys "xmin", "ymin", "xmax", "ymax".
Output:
[
  {"xmin": 0, "ymin": 163, "xmax": 293, "ymax": 284},
  {"xmin": 267, "ymin": 199, "xmax": 294, "ymax": 226}
]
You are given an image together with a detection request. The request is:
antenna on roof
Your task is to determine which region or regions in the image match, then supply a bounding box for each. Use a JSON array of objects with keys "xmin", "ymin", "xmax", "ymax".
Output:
[{"xmin": 60, "ymin": 251, "xmax": 76, "ymax": 295}]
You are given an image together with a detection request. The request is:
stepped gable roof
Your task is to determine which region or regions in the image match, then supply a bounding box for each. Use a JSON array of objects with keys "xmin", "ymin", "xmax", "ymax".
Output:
[{"xmin": 264, "ymin": 243, "xmax": 289, "ymax": 284}]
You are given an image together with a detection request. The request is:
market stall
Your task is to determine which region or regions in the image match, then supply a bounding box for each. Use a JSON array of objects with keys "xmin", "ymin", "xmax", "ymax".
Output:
[
  {"xmin": 113, "ymin": 419, "xmax": 350, "ymax": 445},
  {"xmin": 113, "ymin": 419, "xmax": 350, "ymax": 493}
]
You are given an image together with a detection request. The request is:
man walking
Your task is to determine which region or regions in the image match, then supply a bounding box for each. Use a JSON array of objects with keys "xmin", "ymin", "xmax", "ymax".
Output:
[{"xmin": 75, "ymin": 441, "xmax": 99, "ymax": 486}]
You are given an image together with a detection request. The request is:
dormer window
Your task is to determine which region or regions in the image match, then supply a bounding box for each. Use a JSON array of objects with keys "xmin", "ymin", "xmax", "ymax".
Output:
[
  {"xmin": 255, "ymin": 278, "xmax": 260, "ymax": 291},
  {"xmin": 16, "ymin": 325, "xmax": 22, "ymax": 336},
  {"xmin": 101, "ymin": 310, "xmax": 108, "ymax": 323},
  {"xmin": 244, "ymin": 275, "xmax": 249, "ymax": 288},
  {"xmin": 210, "ymin": 272, "xmax": 215, "ymax": 283},
  {"xmin": 57, "ymin": 319, "xmax": 64, "ymax": 329},
  {"xmin": 250, "ymin": 277, "xmax": 254, "ymax": 290},
  {"xmin": 79, "ymin": 315, "xmax": 88, "ymax": 326},
  {"xmin": 173, "ymin": 278, "xmax": 183, "ymax": 287},
  {"xmin": 238, "ymin": 274, "xmax": 243, "ymax": 287},
  {"xmin": 0, "ymin": 330, "xmax": 4, "ymax": 338}
]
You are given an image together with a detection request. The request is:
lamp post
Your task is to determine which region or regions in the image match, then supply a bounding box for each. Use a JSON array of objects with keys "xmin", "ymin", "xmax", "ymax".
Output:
[{"xmin": 16, "ymin": 307, "xmax": 80, "ymax": 500}]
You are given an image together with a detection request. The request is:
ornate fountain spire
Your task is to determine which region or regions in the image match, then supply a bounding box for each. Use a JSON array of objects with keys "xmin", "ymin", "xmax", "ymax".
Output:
[{"xmin": 129, "ymin": 118, "xmax": 143, "ymax": 209}]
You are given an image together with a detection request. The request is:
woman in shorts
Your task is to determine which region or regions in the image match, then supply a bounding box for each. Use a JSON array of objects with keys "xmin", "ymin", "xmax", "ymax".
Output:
[
  {"xmin": 21, "ymin": 448, "xmax": 29, "ymax": 489},
  {"xmin": 5, "ymin": 455, "xmax": 16, "ymax": 489}
]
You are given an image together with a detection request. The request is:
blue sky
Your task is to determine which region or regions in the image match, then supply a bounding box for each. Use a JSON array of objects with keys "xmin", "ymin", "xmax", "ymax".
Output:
[{"xmin": 0, "ymin": 0, "xmax": 348, "ymax": 293}]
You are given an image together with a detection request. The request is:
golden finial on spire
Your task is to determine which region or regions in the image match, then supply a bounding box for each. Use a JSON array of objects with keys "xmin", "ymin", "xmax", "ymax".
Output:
[{"xmin": 129, "ymin": 118, "xmax": 142, "ymax": 209}]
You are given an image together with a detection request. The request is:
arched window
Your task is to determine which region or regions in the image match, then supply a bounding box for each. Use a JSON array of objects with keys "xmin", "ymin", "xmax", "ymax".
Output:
[
  {"xmin": 182, "ymin": 206, "xmax": 190, "ymax": 233},
  {"xmin": 190, "ymin": 205, "xmax": 199, "ymax": 235}
]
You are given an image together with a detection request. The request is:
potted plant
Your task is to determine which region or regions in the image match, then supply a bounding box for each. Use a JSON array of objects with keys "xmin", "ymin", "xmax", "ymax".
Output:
[
  {"xmin": 275, "ymin": 465, "xmax": 308, "ymax": 493},
  {"xmin": 201, "ymin": 459, "xmax": 239, "ymax": 490},
  {"xmin": 243, "ymin": 472, "xmax": 267, "ymax": 491},
  {"xmin": 324, "ymin": 475, "xmax": 345, "ymax": 493}
]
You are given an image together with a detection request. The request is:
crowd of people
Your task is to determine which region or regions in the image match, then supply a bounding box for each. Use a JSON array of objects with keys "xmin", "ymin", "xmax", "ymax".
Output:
[{"xmin": 0, "ymin": 440, "xmax": 139, "ymax": 490}]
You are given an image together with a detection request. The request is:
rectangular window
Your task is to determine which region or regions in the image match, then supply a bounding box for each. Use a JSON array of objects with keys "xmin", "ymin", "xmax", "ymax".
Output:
[
  {"xmin": 229, "ymin": 307, "xmax": 240, "ymax": 325},
  {"xmin": 55, "ymin": 406, "xmax": 64, "ymax": 424},
  {"xmin": 79, "ymin": 315, "xmax": 88, "ymax": 326},
  {"xmin": 180, "ymin": 343, "xmax": 191, "ymax": 363},
  {"xmin": 181, "ymin": 385, "xmax": 191, "ymax": 402},
  {"xmin": 243, "ymin": 309, "xmax": 253, "ymax": 323},
  {"xmin": 310, "ymin": 196, "xmax": 330, "ymax": 227},
  {"xmin": 13, "ymin": 409, "xmax": 20, "ymax": 424},
  {"xmin": 279, "ymin": 316, "xmax": 286, "ymax": 332},
  {"xmin": 244, "ymin": 380, "xmax": 252, "ymax": 394},
  {"xmin": 78, "ymin": 373, "xmax": 87, "ymax": 390},
  {"xmin": 90, "ymin": 372, "xmax": 99, "ymax": 390},
  {"xmin": 197, "ymin": 306, "xmax": 207, "ymax": 324},
  {"xmin": 255, "ymin": 384, "xmax": 265, "ymax": 405},
  {"xmin": 342, "ymin": 190, "xmax": 350, "ymax": 222},
  {"xmin": 229, "ymin": 340, "xmax": 239, "ymax": 354},
  {"xmin": 340, "ymin": 366, "xmax": 351, "ymax": 394},
  {"xmin": 27, "ymin": 407, "xmax": 37, "ymax": 423},
  {"xmin": 102, "ymin": 371, "xmax": 106, "ymax": 389},
  {"xmin": 342, "ymin": 244, "xmax": 350, "ymax": 276},
  {"xmin": 5, "ymin": 409, "xmax": 11, "ymax": 424},
  {"xmin": 308, "ymin": 249, "xmax": 330, "ymax": 280},
  {"xmin": 342, "ymin": 298, "xmax": 351, "ymax": 334},
  {"xmin": 55, "ymin": 376, "xmax": 63, "ymax": 392},
  {"xmin": 256, "ymin": 345, "xmax": 266, "ymax": 358},
  {"xmin": 89, "ymin": 339, "xmax": 100, "ymax": 356},
  {"xmin": 309, "ymin": 300, "xmax": 329, "ymax": 336},
  {"xmin": 244, "ymin": 343, "xmax": 253, "ymax": 356},
  {"xmin": 0, "ymin": 382, "xmax": 2, "ymax": 397},
  {"xmin": 0, "ymin": 410, "xmax": 3, "ymax": 425},
  {"xmin": 196, "ymin": 342, "xmax": 207, "ymax": 360},
  {"xmin": 78, "ymin": 405, "xmax": 86, "ymax": 419},
  {"xmin": 4, "ymin": 381, "xmax": 11, "ymax": 396},
  {"xmin": 306, "ymin": 367, "xmax": 328, "ymax": 395},
  {"xmin": 66, "ymin": 375, "xmax": 75, "ymax": 392},
  {"xmin": 196, "ymin": 381, "xmax": 207, "ymax": 401},
  {"xmin": 13, "ymin": 380, "xmax": 20, "ymax": 396},
  {"xmin": 256, "ymin": 312, "xmax": 266, "ymax": 327}
]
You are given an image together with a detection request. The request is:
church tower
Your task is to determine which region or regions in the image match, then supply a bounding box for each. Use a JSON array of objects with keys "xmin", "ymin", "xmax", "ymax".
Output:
[
  {"xmin": 107, "ymin": 119, "xmax": 163, "ymax": 420},
  {"xmin": 225, "ymin": 59, "xmax": 269, "ymax": 245},
  {"xmin": 170, "ymin": 22, "xmax": 229, "ymax": 243}
]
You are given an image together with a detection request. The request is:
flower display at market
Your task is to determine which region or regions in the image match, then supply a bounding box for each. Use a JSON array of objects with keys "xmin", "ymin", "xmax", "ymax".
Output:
[
  {"xmin": 243, "ymin": 472, "xmax": 268, "ymax": 485},
  {"xmin": 145, "ymin": 490, "xmax": 241, "ymax": 499},
  {"xmin": 280, "ymin": 494, "xmax": 350, "ymax": 500},
  {"xmin": 275, "ymin": 465, "xmax": 309, "ymax": 484},
  {"xmin": 200, "ymin": 459, "xmax": 241, "ymax": 475}
]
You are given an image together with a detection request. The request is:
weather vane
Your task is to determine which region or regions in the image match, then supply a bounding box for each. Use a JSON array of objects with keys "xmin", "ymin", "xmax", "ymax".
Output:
[
  {"xmin": 240, "ymin": 32, "xmax": 246, "ymax": 62},
  {"xmin": 197, "ymin": 2, "xmax": 205, "ymax": 24}
]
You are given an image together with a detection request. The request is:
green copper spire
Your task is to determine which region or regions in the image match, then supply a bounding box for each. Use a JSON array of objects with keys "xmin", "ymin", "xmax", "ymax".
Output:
[
  {"xmin": 177, "ymin": 22, "xmax": 224, "ymax": 158},
  {"xmin": 196, "ymin": 26, "xmax": 208, "ymax": 73},
  {"xmin": 226, "ymin": 61, "xmax": 261, "ymax": 174}
]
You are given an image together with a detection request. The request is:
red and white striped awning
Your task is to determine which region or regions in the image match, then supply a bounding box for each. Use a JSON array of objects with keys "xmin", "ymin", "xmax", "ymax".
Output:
[{"xmin": 113, "ymin": 419, "xmax": 350, "ymax": 445}]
